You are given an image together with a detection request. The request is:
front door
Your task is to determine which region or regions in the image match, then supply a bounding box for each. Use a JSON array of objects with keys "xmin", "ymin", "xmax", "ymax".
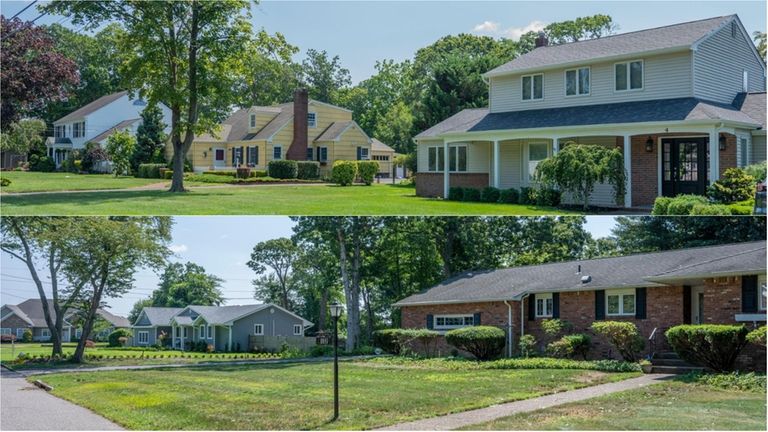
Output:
[
  {"xmin": 691, "ymin": 286, "xmax": 705, "ymax": 324},
  {"xmin": 661, "ymin": 138, "xmax": 708, "ymax": 197},
  {"xmin": 214, "ymin": 148, "xmax": 226, "ymax": 168}
]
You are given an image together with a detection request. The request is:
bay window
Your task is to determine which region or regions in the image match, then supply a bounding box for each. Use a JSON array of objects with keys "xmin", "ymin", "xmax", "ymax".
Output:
[
  {"xmin": 565, "ymin": 67, "xmax": 590, "ymax": 96},
  {"xmin": 607, "ymin": 289, "xmax": 636, "ymax": 316}
]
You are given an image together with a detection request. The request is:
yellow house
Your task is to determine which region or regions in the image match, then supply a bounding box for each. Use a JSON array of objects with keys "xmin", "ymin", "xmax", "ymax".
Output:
[
  {"xmin": 371, "ymin": 138, "xmax": 397, "ymax": 177},
  {"xmin": 177, "ymin": 89, "xmax": 373, "ymax": 174}
]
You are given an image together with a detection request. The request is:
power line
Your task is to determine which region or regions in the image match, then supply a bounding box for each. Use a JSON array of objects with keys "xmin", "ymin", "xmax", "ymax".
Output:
[{"xmin": 10, "ymin": 0, "xmax": 38, "ymax": 20}]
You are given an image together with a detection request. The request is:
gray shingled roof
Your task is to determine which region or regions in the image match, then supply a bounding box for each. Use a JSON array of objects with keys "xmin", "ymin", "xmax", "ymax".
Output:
[
  {"xmin": 371, "ymin": 138, "xmax": 395, "ymax": 153},
  {"xmin": 1, "ymin": 299, "xmax": 129, "ymax": 328},
  {"xmin": 141, "ymin": 307, "xmax": 184, "ymax": 326},
  {"xmin": 315, "ymin": 121, "xmax": 355, "ymax": 142},
  {"xmin": 89, "ymin": 118, "xmax": 140, "ymax": 143},
  {"xmin": 733, "ymin": 92, "xmax": 767, "ymax": 129},
  {"xmin": 2, "ymin": 304, "xmax": 35, "ymax": 327},
  {"xmin": 56, "ymin": 91, "xmax": 128, "ymax": 124},
  {"xmin": 184, "ymin": 304, "xmax": 313, "ymax": 326},
  {"xmin": 394, "ymin": 241, "xmax": 766, "ymax": 306},
  {"xmin": 486, "ymin": 16, "xmax": 734, "ymax": 76},
  {"xmin": 95, "ymin": 309, "xmax": 131, "ymax": 328},
  {"xmin": 415, "ymin": 97, "xmax": 763, "ymax": 139}
]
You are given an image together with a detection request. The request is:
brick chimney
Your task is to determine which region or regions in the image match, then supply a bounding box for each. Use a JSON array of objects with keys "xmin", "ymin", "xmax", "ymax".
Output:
[
  {"xmin": 534, "ymin": 31, "xmax": 549, "ymax": 48},
  {"xmin": 286, "ymin": 88, "xmax": 309, "ymax": 161}
]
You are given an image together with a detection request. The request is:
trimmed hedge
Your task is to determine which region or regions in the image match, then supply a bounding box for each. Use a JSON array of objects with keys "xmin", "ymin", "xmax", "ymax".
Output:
[
  {"xmin": 591, "ymin": 321, "xmax": 644, "ymax": 362},
  {"xmin": 372, "ymin": 329, "xmax": 405, "ymax": 355},
  {"xmin": 108, "ymin": 328, "xmax": 134, "ymax": 347},
  {"xmin": 137, "ymin": 163, "xmax": 166, "ymax": 178},
  {"xmin": 448, "ymin": 187, "xmax": 464, "ymax": 201},
  {"xmin": 480, "ymin": 186, "xmax": 501, "ymax": 203},
  {"xmin": 536, "ymin": 188, "xmax": 562, "ymax": 207},
  {"xmin": 357, "ymin": 161, "xmax": 379, "ymax": 185},
  {"xmin": 268, "ymin": 160, "xmax": 298, "ymax": 179},
  {"xmin": 519, "ymin": 187, "xmax": 535, "ymax": 205},
  {"xmin": 364, "ymin": 356, "xmax": 641, "ymax": 373},
  {"xmin": 461, "ymin": 188, "xmax": 481, "ymax": 202},
  {"xmin": 331, "ymin": 160, "xmax": 357, "ymax": 186},
  {"xmin": 297, "ymin": 161, "xmax": 321, "ymax": 180},
  {"xmin": 666, "ymin": 324, "xmax": 749, "ymax": 372},
  {"xmin": 546, "ymin": 333, "xmax": 591, "ymax": 360},
  {"xmin": 690, "ymin": 203, "xmax": 732, "ymax": 215},
  {"xmin": 498, "ymin": 188, "xmax": 519, "ymax": 204},
  {"xmin": 678, "ymin": 371, "xmax": 766, "ymax": 392},
  {"xmin": 445, "ymin": 326, "xmax": 506, "ymax": 361},
  {"xmin": 746, "ymin": 325, "xmax": 766, "ymax": 346}
]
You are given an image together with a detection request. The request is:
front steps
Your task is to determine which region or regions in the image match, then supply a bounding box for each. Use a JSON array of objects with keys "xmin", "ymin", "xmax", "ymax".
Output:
[{"xmin": 650, "ymin": 351, "xmax": 706, "ymax": 374}]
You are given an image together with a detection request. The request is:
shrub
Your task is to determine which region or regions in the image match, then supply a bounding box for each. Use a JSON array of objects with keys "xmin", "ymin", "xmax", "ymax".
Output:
[
  {"xmin": 518, "ymin": 334, "xmax": 536, "ymax": 358},
  {"xmin": 590, "ymin": 321, "xmax": 644, "ymax": 362},
  {"xmin": 666, "ymin": 194, "xmax": 708, "ymax": 215},
  {"xmin": 461, "ymin": 187, "xmax": 481, "ymax": 202},
  {"xmin": 163, "ymin": 170, "xmax": 175, "ymax": 180},
  {"xmin": 310, "ymin": 345, "xmax": 334, "ymax": 357},
  {"xmin": 519, "ymin": 187, "xmax": 535, "ymax": 205},
  {"xmin": 357, "ymin": 161, "xmax": 379, "ymax": 185},
  {"xmin": 81, "ymin": 142, "xmax": 109, "ymax": 173},
  {"xmin": 401, "ymin": 329, "xmax": 441, "ymax": 357},
  {"xmin": 137, "ymin": 163, "xmax": 166, "ymax": 178},
  {"xmin": 536, "ymin": 188, "xmax": 561, "ymax": 207},
  {"xmin": 268, "ymin": 160, "xmax": 298, "ymax": 179},
  {"xmin": 445, "ymin": 326, "xmax": 506, "ymax": 361},
  {"xmin": 251, "ymin": 170, "xmax": 268, "ymax": 178},
  {"xmin": 707, "ymin": 168, "xmax": 755, "ymax": 204},
  {"xmin": 331, "ymin": 160, "xmax": 357, "ymax": 186},
  {"xmin": 665, "ymin": 324, "xmax": 749, "ymax": 372},
  {"xmin": 678, "ymin": 371, "xmax": 766, "ymax": 392},
  {"xmin": 28, "ymin": 154, "xmax": 55, "ymax": 172},
  {"xmin": 651, "ymin": 196, "xmax": 672, "ymax": 215},
  {"xmin": 727, "ymin": 200, "xmax": 754, "ymax": 215},
  {"xmin": 498, "ymin": 188, "xmax": 519, "ymax": 204},
  {"xmin": 746, "ymin": 325, "xmax": 766, "ymax": 346},
  {"xmin": 546, "ymin": 334, "xmax": 591, "ymax": 360},
  {"xmin": 1, "ymin": 178, "xmax": 11, "ymax": 187},
  {"xmin": 236, "ymin": 167, "xmax": 251, "ymax": 179},
  {"xmin": 541, "ymin": 319, "xmax": 572, "ymax": 340},
  {"xmin": 296, "ymin": 161, "xmax": 320, "ymax": 180},
  {"xmin": 690, "ymin": 203, "xmax": 732, "ymax": 215},
  {"xmin": 22, "ymin": 329, "xmax": 32, "ymax": 343},
  {"xmin": 743, "ymin": 161, "xmax": 767, "ymax": 183},
  {"xmin": 202, "ymin": 170, "xmax": 236, "ymax": 177},
  {"xmin": 105, "ymin": 130, "xmax": 137, "ymax": 176},
  {"xmin": 480, "ymin": 186, "xmax": 501, "ymax": 203},
  {"xmin": 372, "ymin": 329, "xmax": 406, "ymax": 355},
  {"xmin": 108, "ymin": 329, "xmax": 133, "ymax": 347},
  {"xmin": 447, "ymin": 187, "xmax": 464, "ymax": 201}
]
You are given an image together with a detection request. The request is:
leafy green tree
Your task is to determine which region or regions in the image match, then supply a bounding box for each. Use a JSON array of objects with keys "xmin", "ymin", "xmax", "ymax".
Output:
[
  {"xmin": 518, "ymin": 14, "xmax": 615, "ymax": 53},
  {"xmin": 127, "ymin": 298, "xmax": 154, "ymax": 325},
  {"xmin": 374, "ymin": 101, "xmax": 414, "ymax": 154},
  {"xmin": 46, "ymin": 0, "xmax": 253, "ymax": 192},
  {"xmin": 248, "ymin": 238, "xmax": 301, "ymax": 310},
  {"xmin": 151, "ymin": 262, "xmax": 224, "ymax": 308},
  {"xmin": 105, "ymin": 130, "xmax": 136, "ymax": 177},
  {"xmin": 535, "ymin": 143, "xmax": 626, "ymax": 210},
  {"xmin": 301, "ymin": 48, "xmax": 352, "ymax": 104},
  {"xmin": 131, "ymin": 104, "xmax": 168, "ymax": 171},
  {"xmin": 0, "ymin": 119, "xmax": 46, "ymax": 155},
  {"xmin": 237, "ymin": 30, "xmax": 301, "ymax": 106},
  {"xmin": 754, "ymin": 31, "xmax": 766, "ymax": 62}
]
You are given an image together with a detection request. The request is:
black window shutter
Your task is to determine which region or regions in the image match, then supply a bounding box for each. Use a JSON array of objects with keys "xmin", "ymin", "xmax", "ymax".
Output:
[
  {"xmin": 742, "ymin": 275, "xmax": 758, "ymax": 313},
  {"xmin": 426, "ymin": 314, "xmax": 434, "ymax": 329},
  {"xmin": 528, "ymin": 295, "xmax": 536, "ymax": 321},
  {"xmin": 683, "ymin": 285, "xmax": 692, "ymax": 324},
  {"xmin": 635, "ymin": 287, "xmax": 647, "ymax": 319},
  {"xmin": 231, "ymin": 148, "xmax": 236, "ymax": 164},
  {"xmin": 246, "ymin": 147, "xmax": 251, "ymax": 165},
  {"xmin": 356, "ymin": 147, "xmax": 362, "ymax": 160},
  {"xmin": 595, "ymin": 290, "xmax": 605, "ymax": 320},
  {"xmin": 473, "ymin": 312, "xmax": 481, "ymax": 326},
  {"xmin": 552, "ymin": 293, "xmax": 560, "ymax": 318},
  {"xmin": 240, "ymin": 146, "xmax": 244, "ymax": 165},
  {"xmin": 255, "ymin": 146, "xmax": 259, "ymax": 165}
]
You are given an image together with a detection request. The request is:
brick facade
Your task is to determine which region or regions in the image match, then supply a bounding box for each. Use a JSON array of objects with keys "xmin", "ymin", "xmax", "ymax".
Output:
[
  {"xmin": 630, "ymin": 135, "xmax": 659, "ymax": 207},
  {"xmin": 719, "ymin": 134, "xmax": 737, "ymax": 176},
  {"xmin": 415, "ymin": 173, "xmax": 489, "ymax": 198}
]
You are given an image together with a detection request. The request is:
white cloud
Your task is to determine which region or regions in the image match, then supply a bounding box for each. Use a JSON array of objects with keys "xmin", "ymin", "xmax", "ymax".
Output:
[
  {"xmin": 503, "ymin": 20, "xmax": 547, "ymax": 41},
  {"xmin": 169, "ymin": 244, "xmax": 188, "ymax": 253},
  {"xmin": 473, "ymin": 21, "xmax": 500, "ymax": 33}
]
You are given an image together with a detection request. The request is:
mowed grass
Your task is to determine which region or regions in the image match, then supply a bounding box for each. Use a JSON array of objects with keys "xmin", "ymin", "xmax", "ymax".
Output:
[
  {"xmin": 463, "ymin": 380, "xmax": 767, "ymax": 430},
  {"xmin": 0, "ymin": 171, "xmax": 165, "ymax": 193},
  {"xmin": 1, "ymin": 182, "xmax": 576, "ymax": 216},
  {"xmin": 39, "ymin": 361, "xmax": 637, "ymax": 430}
]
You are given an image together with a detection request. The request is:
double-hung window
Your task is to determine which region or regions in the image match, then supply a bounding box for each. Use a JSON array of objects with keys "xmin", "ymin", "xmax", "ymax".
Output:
[
  {"xmin": 207, "ymin": 325, "xmax": 212, "ymax": 339},
  {"xmin": 535, "ymin": 293, "xmax": 553, "ymax": 317},
  {"xmin": 138, "ymin": 331, "xmax": 149, "ymax": 344},
  {"xmin": 606, "ymin": 289, "xmax": 636, "ymax": 316},
  {"xmin": 182, "ymin": 327, "xmax": 188, "ymax": 338},
  {"xmin": 307, "ymin": 112, "xmax": 317, "ymax": 128},
  {"xmin": 738, "ymin": 136, "xmax": 749, "ymax": 167},
  {"xmin": 318, "ymin": 147, "xmax": 328, "ymax": 162},
  {"xmin": 434, "ymin": 315, "xmax": 474, "ymax": 330},
  {"xmin": 0, "ymin": 328, "xmax": 10, "ymax": 335},
  {"xmin": 615, "ymin": 60, "xmax": 643, "ymax": 91},
  {"xmin": 199, "ymin": 325, "xmax": 205, "ymax": 339},
  {"xmin": 357, "ymin": 147, "xmax": 370, "ymax": 161},
  {"xmin": 247, "ymin": 146, "xmax": 259, "ymax": 166},
  {"xmin": 427, "ymin": 146, "xmax": 445, "ymax": 172},
  {"xmin": 293, "ymin": 324, "xmax": 302, "ymax": 336},
  {"xmin": 249, "ymin": 113, "xmax": 257, "ymax": 128},
  {"xmin": 253, "ymin": 324, "xmax": 264, "ymax": 335},
  {"xmin": 41, "ymin": 328, "xmax": 50, "ymax": 338},
  {"xmin": 54, "ymin": 125, "xmax": 65, "ymax": 138},
  {"xmin": 306, "ymin": 147, "xmax": 314, "ymax": 161},
  {"xmin": 565, "ymin": 67, "xmax": 590, "ymax": 96},
  {"xmin": 273, "ymin": 145, "xmax": 282, "ymax": 160},
  {"xmin": 528, "ymin": 142, "xmax": 549, "ymax": 181},
  {"xmin": 448, "ymin": 146, "xmax": 467, "ymax": 172},
  {"xmin": 759, "ymin": 275, "xmax": 767, "ymax": 311},
  {"xmin": 522, "ymin": 74, "xmax": 543, "ymax": 100}
]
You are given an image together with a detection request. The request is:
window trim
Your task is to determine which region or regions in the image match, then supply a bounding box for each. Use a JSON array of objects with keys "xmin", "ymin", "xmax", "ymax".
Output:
[
  {"xmin": 273, "ymin": 145, "xmax": 282, "ymax": 160},
  {"xmin": 427, "ymin": 145, "xmax": 467, "ymax": 173},
  {"xmin": 613, "ymin": 59, "xmax": 644, "ymax": 93},
  {"xmin": 318, "ymin": 146, "xmax": 328, "ymax": 162},
  {"xmin": 535, "ymin": 293, "xmax": 554, "ymax": 318},
  {"xmin": 564, "ymin": 66, "xmax": 591, "ymax": 97},
  {"xmin": 521, "ymin": 73, "xmax": 544, "ymax": 101},
  {"xmin": 253, "ymin": 324, "xmax": 264, "ymax": 335},
  {"xmin": 293, "ymin": 324, "xmax": 302, "ymax": 336},
  {"xmin": 360, "ymin": 147, "xmax": 370, "ymax": 161},
  {"xmin": 199, "ymin": 325, "xmax": 205, "ymax": 339},
  {"xmin": 16, "ymin": 328, "xmax": 24, "ymax": 339},
  {"xmin": 249, "ymin": 113, "xmax": 257, "ymax": 128},
  {"xmin": 433, "ymin": 314, "xmax": 475, "ymax": 330},
  {"xmin": 0, "ymin": 328, "xmax": 10, "ymax": 335},
  {"xmin": 606, "ymin": 288, "xmax": 637, "ymax": 316},
  {"xmin": 743, "ymin": 70, "xmax": 749, "ymax": 92},
  {"xmin": 525, "ymin": 141, "xmax": 551, "ymax": 182},
  {"xmin": 759, "ymin": 274, "xmax": 766, "ymax": 312},
  {"xmin": 307, "ymin": 112, "xmax": 317, "ymax": 128},
  {"xmin": 41, "ymin": 328, "xmax": 50, "ymax": 338},
  {"xmin": 306, "ymin": 147, "xmax": 314, "ymax": 161},
  {"xmin": 427, "ymin": 146, "xmax": 444, "ymax": 172},
  {"xmin": 138, "ymin": 331, "xmax": 149, "ymax": 344}
]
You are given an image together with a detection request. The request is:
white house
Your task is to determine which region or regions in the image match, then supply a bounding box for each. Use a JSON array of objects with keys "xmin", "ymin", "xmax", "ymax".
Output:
[{"xmin": 46, "ymin": 91, "xmax": 172, "ymax": 167}]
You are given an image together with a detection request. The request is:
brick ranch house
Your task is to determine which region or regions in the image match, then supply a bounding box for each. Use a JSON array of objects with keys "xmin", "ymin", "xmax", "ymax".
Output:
[
  {"xmin": 394, "ymin": 241, "xmax": 766, "ymax": 369},
  {"xmin": 413, "ymin": 15, "xmax": 766, "ymax": 208}
]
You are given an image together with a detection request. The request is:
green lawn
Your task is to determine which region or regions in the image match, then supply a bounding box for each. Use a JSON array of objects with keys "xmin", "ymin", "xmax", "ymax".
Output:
[
  {"xmin": 1, "ymin": 181, "xmax": 576, "ymax": 216},
  {"xmin": 38, "ymin": 360, "xmax": 637, "ymax": 430},
  {"xmin": 0, "ymin": 171, "xmax": 165, "ymax": 193},
  {"xmin": 463, "ymin": 380, "xmax": 767, "ymax": 430}
]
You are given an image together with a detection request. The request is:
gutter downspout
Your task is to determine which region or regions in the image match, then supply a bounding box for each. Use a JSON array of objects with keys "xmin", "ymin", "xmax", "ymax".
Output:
[
  {"xmin": 503, "ymin": 300, "xmax": 513, "ymax": 358},
  {"xmin": 520, "ymin": 293, "xmax": 530, "ymax": 339}
]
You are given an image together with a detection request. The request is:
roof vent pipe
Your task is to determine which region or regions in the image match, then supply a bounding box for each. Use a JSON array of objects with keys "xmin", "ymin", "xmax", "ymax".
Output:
[{"xmin": 576, "ymin": 264, "xmax": 581, "ymax": 274}]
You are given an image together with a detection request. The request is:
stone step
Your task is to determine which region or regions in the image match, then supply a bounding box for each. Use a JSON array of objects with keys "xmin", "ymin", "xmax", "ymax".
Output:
[
  {"xmin": 650, "ymin": 365, "xmax": 706, "ymax": 375},
  {"xmin": 650, "ymin": 358, "xmax": 690, "ymax": 367},
  {"xmin": 653, "ymin": 351, "xmax": 681, "ymax": 360}
]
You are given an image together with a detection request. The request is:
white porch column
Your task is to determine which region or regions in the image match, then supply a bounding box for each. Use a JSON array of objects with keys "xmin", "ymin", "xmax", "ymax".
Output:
[
  {"xmin": 623, "ymin": 134, "xmax": 632, "ymax": 208},
  {"xmin": 212, "ymin": 325, "xmax": 216, "ymax": 351},
  {"xmin": 493, "ymin": 140, "xmax": 500, "ymax": 188},
  {"xmin": 709, "ymin": 128, "xmax": 720, "ymax": 184},
  {"xmin": 172, "ymin": 324, "xmax": 177, "ymax": 349},
  {"xmin": 228, "ymin": 326, "xmax": 233, "ymax": 352},
  {"xmin": 552, "ymin": 138, "xmax": 560, "ymax": 155},
  {"xmin": 443, "ymin": 140, "xmax": 449, "ymax": 198}
]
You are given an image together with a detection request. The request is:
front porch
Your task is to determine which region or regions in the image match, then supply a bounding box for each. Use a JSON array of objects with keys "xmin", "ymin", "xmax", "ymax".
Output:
[
  {"xmin": 170, "ymin": 321, "xmax": 234, "ymax": 352},
  {"xmin": 417, "ymin": 125, "xmax": 741, "ymax": 208}
]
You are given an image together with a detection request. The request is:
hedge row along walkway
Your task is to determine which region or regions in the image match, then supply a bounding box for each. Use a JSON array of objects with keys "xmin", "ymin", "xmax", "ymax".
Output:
[{"xmin": 376, "ymin": 374, "xmax": 673, "ymax": 431}]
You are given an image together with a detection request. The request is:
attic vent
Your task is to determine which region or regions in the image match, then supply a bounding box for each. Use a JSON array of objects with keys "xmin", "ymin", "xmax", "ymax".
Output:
[
  {"xmin": 581, "ymin": 275, "xmax": 592, "ymax": 284},
  {"xmin": 731, "ymin": 22, "xmax": 737, "ymax": 38}
]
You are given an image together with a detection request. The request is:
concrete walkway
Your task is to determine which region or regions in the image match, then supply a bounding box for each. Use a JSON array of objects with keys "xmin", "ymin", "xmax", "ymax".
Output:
[
  {"xmin": 0, "ymin": 367, "xmax": 123, "ymax": 431},
  {"xmin": 377, "ymin": 374, "xmax": 673, "ymax": 431}
]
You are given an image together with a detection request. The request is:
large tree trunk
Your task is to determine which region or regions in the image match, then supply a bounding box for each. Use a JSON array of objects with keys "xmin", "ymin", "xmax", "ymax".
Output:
[
  {"xmin": 73, "ymin": 272, "xmax": 108, "ymax": 363},
  {"xmin": 336, "ymin": 223, "xmax": 360, "ymax": 352},
  {"xmin": 318, "ymin": 284, "xmax": 328, "ymax": 333}
]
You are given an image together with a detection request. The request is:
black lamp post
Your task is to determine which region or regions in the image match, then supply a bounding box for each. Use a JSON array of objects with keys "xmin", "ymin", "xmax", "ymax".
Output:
[{"xmin": 329, "ymin": 301, "xmax": 345, "ymax": 421}]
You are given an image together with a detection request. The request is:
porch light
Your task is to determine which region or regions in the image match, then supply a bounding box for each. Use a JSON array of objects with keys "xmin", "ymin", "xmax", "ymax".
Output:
[
  {"xmin": 645, "ymin": 137, "xmax": 654, "ymax": 153},
  {"xmin": 719, "ymin": 134, "xmax": 727, "ymax": 151}
]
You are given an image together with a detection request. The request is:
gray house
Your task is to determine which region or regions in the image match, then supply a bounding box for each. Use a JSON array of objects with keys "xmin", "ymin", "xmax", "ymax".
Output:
[
  {"xmin": 132, "ymin": 304, "xmax": 313, "ymax": 352},
  {"xmin": 414, "ymin": 15, "xmax": 766, "ymax": 208}
]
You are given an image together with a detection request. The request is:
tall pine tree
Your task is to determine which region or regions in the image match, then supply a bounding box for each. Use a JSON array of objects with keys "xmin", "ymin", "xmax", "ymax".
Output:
[{"xmin": 131, "ymin": 103, "xmax": 167, "ymax": 171}]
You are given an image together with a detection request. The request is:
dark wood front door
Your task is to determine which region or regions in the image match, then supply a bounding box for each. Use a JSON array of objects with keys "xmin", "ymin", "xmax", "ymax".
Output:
[{"xmin": 661, "ymin": 137, "xmax": 708, "ymax": 197}]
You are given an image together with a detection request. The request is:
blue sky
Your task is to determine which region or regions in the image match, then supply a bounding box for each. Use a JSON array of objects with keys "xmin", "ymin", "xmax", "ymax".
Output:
[
  {"xmin": 1, "ymin": 216, "xmax": 617, "ymax": 317},
  {"xmin": 2, "ymin": 1, "xmax": 765, "ymax": 83}
]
